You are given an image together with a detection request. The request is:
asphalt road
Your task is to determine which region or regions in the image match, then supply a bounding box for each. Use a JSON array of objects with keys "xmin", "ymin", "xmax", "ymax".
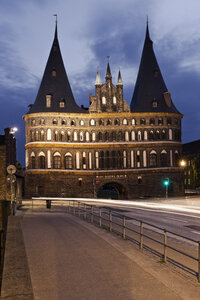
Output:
[{"xmin": 21, "ymin": 212, "xmax": 182, "ymax": 300}]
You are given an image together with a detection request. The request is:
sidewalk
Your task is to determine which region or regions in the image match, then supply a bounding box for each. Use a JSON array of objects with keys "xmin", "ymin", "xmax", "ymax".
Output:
[{"xmin": 1, "ymin": 210, "xmax": 200, "ymax": 299}]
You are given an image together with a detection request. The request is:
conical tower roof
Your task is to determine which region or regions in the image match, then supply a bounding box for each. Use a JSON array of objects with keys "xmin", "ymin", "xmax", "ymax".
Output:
[
  {"xmin": 28, "ymin": 23, "xmax": 86, "ymax": 114},
  {"xmin": 130, "ymin": 24, "xmax": 180, "ymax": 114}
]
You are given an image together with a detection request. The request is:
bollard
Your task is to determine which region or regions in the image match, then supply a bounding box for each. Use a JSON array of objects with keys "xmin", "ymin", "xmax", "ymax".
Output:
[
  {"xmin": 198, "ymin": 241, "xmax": 200, "ymax": 283},
  {"xmin": 109, "ymin": 211, "xmax": 112, "ymax": 232},
  {"xmin": 99, "ymin": 208, "xmax": 102, "ymax": 227},
  {"xmin": 91, "ymin": 206, "xmax": 93, "ymax": 223},
  {"xmin": 123, "ymin": 216, "xmax": 126, "ymax": 240},
  {"xmin": 140, "ymin": 221, "xmax": 143, "ymax": 249},
  {"xmin": 163, "ymin": 229, "xmax": 167, "ymax": 263}
]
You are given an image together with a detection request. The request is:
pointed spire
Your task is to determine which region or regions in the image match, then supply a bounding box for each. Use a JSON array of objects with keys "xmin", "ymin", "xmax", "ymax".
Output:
[
  {"xmin": 28, "ymin": 21, "xmax": 86, "ymax": 114},
  {"xmin": 53, "ymin": 14, "xmax": 58, "ymax": 40},
  {"xmin": 95, "ymin": 71, "xmax": 102, "ymax": 85},
  {"xmin": 117, "ymin": 69, "xmax": 123, "ymax": 86},
  {"xmin": 130, "ymin": 22, "xmax": 180, "ymax": 114},
  {"xmin": 105, "ymin": 56, "xmax": 112, "ymax": 79}
]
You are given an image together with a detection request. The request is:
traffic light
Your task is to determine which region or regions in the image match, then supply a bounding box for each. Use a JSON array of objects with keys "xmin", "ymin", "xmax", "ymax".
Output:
[{"xmin": 163, "ymin": 179, "xmax": 169, "ymax": 186}]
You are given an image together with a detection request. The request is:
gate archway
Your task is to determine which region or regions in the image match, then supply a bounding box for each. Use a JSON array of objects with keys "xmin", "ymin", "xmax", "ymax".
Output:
[{"xmin": 97, "ymin": 182, "xmax": 127, "ymax": 200}]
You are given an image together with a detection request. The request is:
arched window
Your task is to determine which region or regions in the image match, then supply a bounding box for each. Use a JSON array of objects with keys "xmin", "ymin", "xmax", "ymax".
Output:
[
  {"xmin": 47, "ymin": 129, "xmax": 51, "ymax": 141},
  {"xmin": 105, "ymin": 151, "xmax": 110, "ymax": 169},
  {"xmin": 30, "ymin": 130, "xmax": 35, "ymax": 142},
  {"xmin": 174, "ymin": 150, "xmax": 179, "ymax": 166},
  {"xmin": 123, "ymin": 118, "xmax": 128, "ymax": 125},
  {"xmin": 132, "ymin": 119, "xmax": 136, "ymax": 125},
  {"xmin": 167, "ymin": 118, "xmax": 172, "ymax": 125},
  {"xmin": 105, "ymin": 132, "xmax": 109, "ymax": 141},
  {"xmin": 86, "ymin": 132, "xmax": 90, "ymax": 142},
  {"xmin": 74, "ymin": 131, "xmax": 78, "ymax": 141},
  {"xmin": 162, "ymin": 130, "xmax": 166, "ymax": 140},
  {"xmin": 158, "ymin": 118, "xmax": 163, "ymax": 125},
  {"xmin": 118, "ymin": 131, "xmax": 122, "ymax": 141},
  {"xmin": 66, "ymin": 131, "xmax": 71, "ymax": 142},
  {"xmin": 102, "ymin": 96, "xmax": 106, "ymax": 105},
  {"xmin": 140, "ymin": 118, "xmax": 146, "ymax": 125},
  {"xmin": 80, "ymin": 120, "xmax": 84, "ymax": 126},
  {"xmin": 169, "ymin": 129, "xmax": 173, "ymax": 140},
  {"xmin": 90, "ymin": 119, "xmax": 95, "ymax": 126},
  {"xmin": 80, "ymin": 131, "xmax": 84, "ymax": 142},
  {"xmin": 31, "ymin": 152, "xmax": 35, "ymax": 169},
  {"xmin": 107, "ymin": 119, "xmax": 111, "ymax": 125},
  {"xmin": 82, "ymin": 152, "xmax": 86, "ymax": 169},
  {"xmin": 150, "ymin": 118, "xmax": 155, "ymax": 125},
  {"xmin": 76, "ymin": 152, "xmax": 80, "ymax": 169},
  {"xmin": 113, "ymin": 96, "xmax": 117, "ymax": 104},
  {"xmin": 99, "ymin": 151, "xmax": 104, "ymax": 169},
  {"xmin": 71, "ymin": 120, "xmax": 75, "ymax": 126},
  {"xmin": 114, "ymin": 119, "xmax": 120, "ymax": 126},
  {"xmin": 111, "ymin": 131, "xmax": 116, "ymax": 141},
  {"xmin": 138, "ymin": 131, "xmax": 142, "ymax": 141},
  {"xmin": 62, "ymin": 119, "xmax": 66, "ymax": 125},
  {"xmin": 161, "ymin": 150, "xmax": 168, "ymax": 167},
  {"xmin": 117, "ymin": 151, "xmax": 123, "ymax": 169},
  {"xmin": 144, "ymin": 131, "xmax": 148, "ymax": 140},
  {"xmin": 31, "ymin": 119, "xmax": 36, "ymax": 126},
  {"xmin": 99, "ymin": 119, "xmax": 104, "ymax": 126},
  {"xmin": 111, "ymin": 151, "xmax": 116, "ymax": 169},
  {"xmin": 40, "ymin": 130, "xmax": 44, "ymax": 141},
  {"xmin": 39, "ymin": 152, "xmax": 45, "ymax": 169},
  {"xmin": 92, "ymin": 132, "xmax": 96, "ymax": 142},
  {"xmin": 60, "ymin": 131, "xmax": 64, "ymax": 141},
  {"xmin": 156, "ymin": 130, "xmax": 161, "ymax": 140},
  {"xmin": 131, "ymin": 131, "xmax": 135, "ymax": 141},
  {"xmin": 95, "ymin": 152, "xmax": 99, "ymax": 169},
  {"xmin": 123, "ymin": 151, "xmax": 127, "ymax": 168},
  {"xmin": 39, "ymin": 119, "xmax": 45, "ymax": 125},
  {"xmin": 65, "ymin": 153, "xmax": 72, "ymax": 169},
  {"xmin": 125, "ymin": 131, "xmax": 129, "ymax": 141},
  {"xmin": 53, "ymin": 119, "xmax": 58, "ymax": 125},
  {"xmin": 136, "ymin": 151, "xmax": 140, "ymax": 168},
  {"xmin": 149, "ymin": 130, "xmax": 154, "ymax": 140},
  {"xmin": 54, "ymin": 131, "xmax": 58, "ymax": 141},
  {"xmin": 98, "ymin": 132, "xmax": 102, "ymax": 141},
  {"xmin": 53, "ymin": 152, "xmax": 61, "ymax": 169},
  {"xmin": 150, "ymin": 150, "xmax": 157, "ymax": 167},
  {"xmin": 35, "ymin": 130, "xmax": 39, "ymax": 141}
]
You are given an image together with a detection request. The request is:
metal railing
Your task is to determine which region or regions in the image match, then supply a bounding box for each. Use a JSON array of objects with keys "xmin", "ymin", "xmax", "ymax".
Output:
[{"xmin": 28, "ymin": 198, "xmax": 200, "ymax": 282}]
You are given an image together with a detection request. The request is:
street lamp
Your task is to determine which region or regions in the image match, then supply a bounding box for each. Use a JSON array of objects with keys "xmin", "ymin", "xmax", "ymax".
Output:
[
  {"xmin": 163, "ymin": 178, "xmax": 169, "ymax": 198},
  {"xmin": 10, "ymin": 127, "xmax": 18, "ymax": 134},
  {"xmin": 180, "ymin": 159, "xmax": 186, "ymax": 167}
]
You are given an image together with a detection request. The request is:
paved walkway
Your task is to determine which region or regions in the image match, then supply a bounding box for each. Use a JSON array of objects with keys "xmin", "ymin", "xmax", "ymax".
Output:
[{"xmin": 20, "ymin": 211, "xmax": 183, "ymax": 300}]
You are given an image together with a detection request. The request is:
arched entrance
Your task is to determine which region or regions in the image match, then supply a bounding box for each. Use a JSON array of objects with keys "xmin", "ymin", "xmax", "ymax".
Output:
[{"xmin": 97, "ymin": 182, "xmax": 127, "ymax": 200}]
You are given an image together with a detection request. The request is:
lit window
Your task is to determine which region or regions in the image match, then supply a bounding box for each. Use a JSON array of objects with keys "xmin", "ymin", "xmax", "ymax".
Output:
[
  {"xmin": 80, "ymin": 120, "xmax": 84, "ymax": 126},
  {"xmin": 46, "ymin": 95, "xmax": 52, "ymax": 108},
  {"xmin": 113, "ymin": 96, "xmax": 117, "ymax": 104},
  {"xmin": 123, "ymin": 118, "xmax": 128, "ymax": 125},
  {"xmin": 52, "ymin": 69, "xmax": 56, "ymax": 77},
  {"xmin": 90, "ymin": 119, "xmax": 95, "ymax": 126},
  {"xmin": 65, "ymin": 153, "xmax": 72, "ymax": 169},
  {"xmin": 102, "ymin": 96, "xmax": 106, "ymax": 105},
  {"xmin": 132, "ymin": 119, "xmax": 136, "ymax": 125},
  {"xmin": 53, "ymin": 119, "xmax": 58, "ymax": 125}
]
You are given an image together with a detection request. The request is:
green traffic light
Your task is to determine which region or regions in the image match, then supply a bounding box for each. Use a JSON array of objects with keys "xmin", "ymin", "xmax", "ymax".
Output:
[{"xmin": 164, "ymin": 180, "xmax": 169, "ymax": 186}]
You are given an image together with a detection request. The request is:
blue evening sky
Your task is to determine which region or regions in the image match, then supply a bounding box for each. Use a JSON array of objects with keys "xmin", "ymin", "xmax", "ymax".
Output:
[{"xmin": 0, "ymin": 0, "xmax": 200, "ymax": 166}]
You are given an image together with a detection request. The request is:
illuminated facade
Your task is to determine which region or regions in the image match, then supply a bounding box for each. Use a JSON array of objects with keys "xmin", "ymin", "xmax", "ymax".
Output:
[{"xmin": 24, "ymin": 23, "xmax": 184, "ymax": 199}]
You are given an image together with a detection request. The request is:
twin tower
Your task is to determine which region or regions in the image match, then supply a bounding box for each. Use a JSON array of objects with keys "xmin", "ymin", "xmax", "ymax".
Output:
[{"xmin": 23, "ymin": 23, "xmax": 184, "ymax": 199}]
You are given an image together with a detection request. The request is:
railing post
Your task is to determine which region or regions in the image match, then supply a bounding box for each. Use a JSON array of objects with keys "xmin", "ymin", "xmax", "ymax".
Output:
[
  {"xmin": 109, "ymin": 211, "xmax": 112, "ymax": 232},
  {"xmin": 84, "ymin": 204, "xmax": 86, "ymax": 220},
  {"xmin": 78, "ymin": 202, "xmax": 80, "ymax": 217},
  {"xmin": 99, "ymin": 208, "xmax": 102, "ymax": 228},
  {"xmin": 123, "ymin": 216, "xmax": 126, "ymax": 240},
  {"xmin": 91, "ymin": 206, "xmax": 93, "ymax": 223},
  {"xmin": 140, "ymin": 221, "xmax": 143, "ymax": 249},
  {"xmin": 163, "ymin": 229, "xmax": 167, "ymax": 263},
  {"xmin": 73, "ymin": 201, "xmax": 75, "ymax": 215},
  {"xmin": 198, "ymin": 241, "xmax": 200, "ymax": 283}
]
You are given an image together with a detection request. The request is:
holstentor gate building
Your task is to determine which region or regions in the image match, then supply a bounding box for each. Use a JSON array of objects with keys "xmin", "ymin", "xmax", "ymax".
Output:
[{"xmin": 23, "ymin": 23, "xmax": 184, "ymax": 199}]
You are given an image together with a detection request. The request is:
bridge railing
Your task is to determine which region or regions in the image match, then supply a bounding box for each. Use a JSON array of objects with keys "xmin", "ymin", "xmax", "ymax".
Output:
[{"xmin": 27, "ymin": 198, "xmax": 200, "ymax": 282}]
